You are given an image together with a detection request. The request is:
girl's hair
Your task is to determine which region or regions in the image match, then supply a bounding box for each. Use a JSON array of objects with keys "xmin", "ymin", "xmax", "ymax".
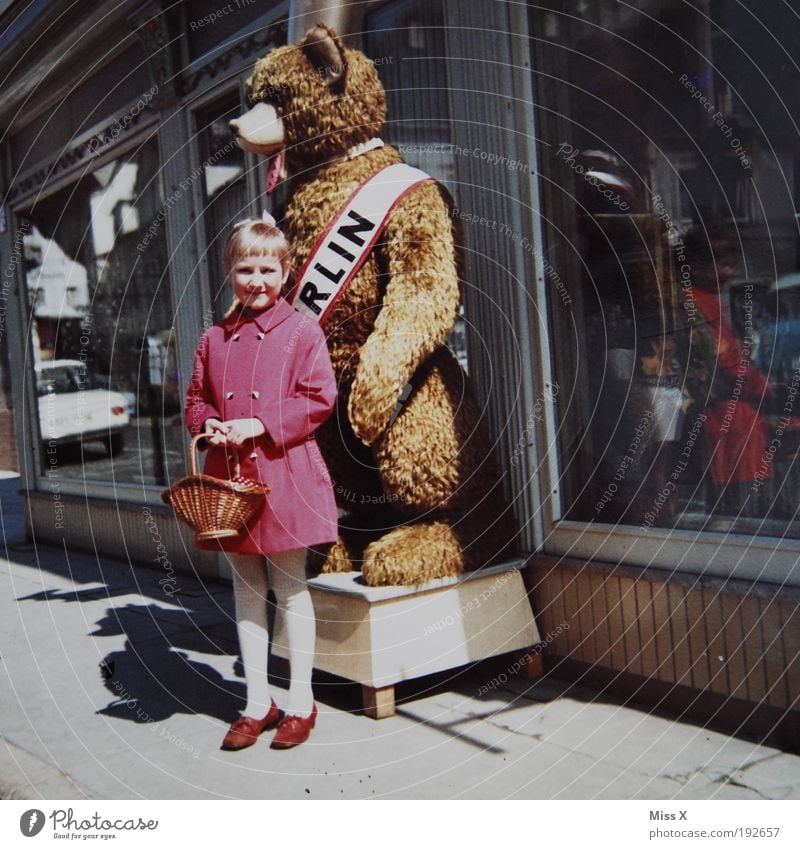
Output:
[{"xmin": 223, "ymin": 218, "xmax": 291, "ymax": 276}]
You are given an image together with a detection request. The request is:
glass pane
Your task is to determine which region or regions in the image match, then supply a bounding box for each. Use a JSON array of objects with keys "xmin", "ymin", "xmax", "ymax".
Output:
[
  {"xmin": 196, "ymin": 96, "xmax": 248, "ymax": 322},
  {"xmin": 22, "ymin": 136, "xmax": 182, "ymax": 486},
  {"xmin": 533, "ymin": 0, "xmax": 800, "ymax": 537}
]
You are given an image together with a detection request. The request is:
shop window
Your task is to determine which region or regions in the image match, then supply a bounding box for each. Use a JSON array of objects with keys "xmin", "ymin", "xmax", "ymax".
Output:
[
  {"xmin": 195, "ymin": 95, "xmax": 248, "ymax": 321},
  {"xmin": 21, "ymin": 136, "xmax": 181, "ymax": 486},
  {"xmin": 532, "ymin": 1, "xmax": 800, "ymax": 539}
]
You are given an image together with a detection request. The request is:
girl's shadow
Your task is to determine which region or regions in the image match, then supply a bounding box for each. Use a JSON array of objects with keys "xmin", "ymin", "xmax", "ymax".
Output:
[{"xmin": 93, "ymin": 602, "xmax": 246, "ymax": 724}]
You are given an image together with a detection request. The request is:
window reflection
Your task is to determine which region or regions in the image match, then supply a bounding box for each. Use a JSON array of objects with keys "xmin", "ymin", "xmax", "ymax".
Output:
[
  {"xmin": 23, "ymin": 136, "xmax": 181, "ymax": 485},
  {"xmin": 196, "ymin": 97, "xmax": 247, "ymax": 321},
  {"xmin": 533, "ymin": 0, "xmax": 800, "ymax": 537}
]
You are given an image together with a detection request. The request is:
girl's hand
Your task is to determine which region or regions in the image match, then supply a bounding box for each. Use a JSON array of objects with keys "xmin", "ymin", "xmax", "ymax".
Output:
[
  {"xmin": 222, "ymin": 418, "xmax": 266, "ymax": 446},
  {"xmin": 204, "ymin": 418, "xmax": 228, "ymax": 446}
]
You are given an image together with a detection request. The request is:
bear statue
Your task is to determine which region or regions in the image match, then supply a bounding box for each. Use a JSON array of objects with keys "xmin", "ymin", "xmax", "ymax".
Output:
[{"xmin": 229, "ymin": 23, "xmax": 515, "ymax": 586}]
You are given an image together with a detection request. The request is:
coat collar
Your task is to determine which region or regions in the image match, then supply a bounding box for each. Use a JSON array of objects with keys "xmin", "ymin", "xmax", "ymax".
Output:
[{"xmin": 220, "ymin": 298, "xmax": 298, "ymax": 336}]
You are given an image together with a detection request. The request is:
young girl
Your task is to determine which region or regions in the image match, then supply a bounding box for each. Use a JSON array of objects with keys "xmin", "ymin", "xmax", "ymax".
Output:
[{"xmin": 185, "ymin": 214, "xmax": 338, "ymax": 750}]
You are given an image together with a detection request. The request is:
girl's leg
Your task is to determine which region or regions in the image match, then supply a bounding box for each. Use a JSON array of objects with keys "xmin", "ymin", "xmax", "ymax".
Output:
[
  {"xmin": 269, "ymin": 548, "xmax": 315, "ymax": 717},
  {"xmin": 229, "ymin": 553, "xmax": 273, "ymax": 717}
]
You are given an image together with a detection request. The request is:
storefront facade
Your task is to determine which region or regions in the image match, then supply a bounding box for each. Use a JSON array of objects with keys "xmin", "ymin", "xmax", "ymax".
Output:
[{"xmin": 1, "ymin": 0, "xmax": 797, "ymax": 744}]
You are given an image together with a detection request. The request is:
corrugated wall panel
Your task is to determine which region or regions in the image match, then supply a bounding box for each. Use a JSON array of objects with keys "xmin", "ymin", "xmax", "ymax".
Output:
[
  {"xmin": 25, "ymin": 491, "xmax": 222, "ymax": 582},
  {"xmin": 530, "ymin": 555, "xmax": 800, "ymax": 712},
  {"xmin": 651, "ymin": 581, "xmax": 675, "ymax": 683},
  {"xmin": 443, "ymin": 1, "xmax": 549, "ymax": 550},
  {"xmin": 781, "ymin": 603, "xmax": 800, "ymax": 710}
]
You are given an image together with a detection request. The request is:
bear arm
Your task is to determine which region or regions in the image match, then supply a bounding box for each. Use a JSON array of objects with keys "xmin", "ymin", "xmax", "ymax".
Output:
[{"xmin": 348, "ymin": 182, "xmax": 460, "ymax": 445}]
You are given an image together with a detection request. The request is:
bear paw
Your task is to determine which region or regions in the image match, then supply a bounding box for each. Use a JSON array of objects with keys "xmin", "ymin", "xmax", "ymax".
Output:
[{"xmin": 361, "ymin": 522, "xmax": 466, "ymax": 586}]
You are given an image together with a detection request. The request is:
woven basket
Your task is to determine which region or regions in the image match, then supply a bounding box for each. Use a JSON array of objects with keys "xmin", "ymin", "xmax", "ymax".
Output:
[{"xmin": 161, "ymin": 433, "xmax": 270, "ymax": 541}]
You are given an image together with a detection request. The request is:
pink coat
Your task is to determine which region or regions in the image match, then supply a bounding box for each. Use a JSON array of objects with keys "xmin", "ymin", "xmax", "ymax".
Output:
[{"xmin": 184, "ymin": 298, "xmax": 338, "ymax": 555}]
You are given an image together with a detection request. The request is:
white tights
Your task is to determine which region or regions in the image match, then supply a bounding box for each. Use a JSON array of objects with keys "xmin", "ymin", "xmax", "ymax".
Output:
[{"xmin": 229, "ymin": 548, "xmax": 316, "ymax": 719}]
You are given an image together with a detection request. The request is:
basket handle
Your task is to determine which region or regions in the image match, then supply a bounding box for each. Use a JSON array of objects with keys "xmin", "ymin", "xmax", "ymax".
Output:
[{"xmin": 190, "ymin": 432, "xmax": 241, "ymax": 478}]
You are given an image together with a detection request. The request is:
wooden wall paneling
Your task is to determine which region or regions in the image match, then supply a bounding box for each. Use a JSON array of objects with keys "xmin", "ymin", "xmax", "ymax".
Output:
[
  {"xmin": 778, "ymin": 600, "xmax": 800, "ymax": 711},
  {"xmin": 760, "ymin": 594, "xmax": 789, "ymax": 709},
  {"xmin": 686, "ymin": 583, "xmax": 711, "ymax": 691},
  {"xmin": 651, "ymin": 579, "xmax": 676, "ymax": 683},
  {"xmin": 589, "ymin": 571, "xmax": 612, "ymax": 666},
  {"xmin": 635, "ymin": 577, "xmax": 658, "ymax": 679},
  {"xmin": 560, "ymin": 568, "xmax": 580, "ymax": 659},
  {"xmin": 739, "ymin": 593, "xmax": 769, "ymax": 704},
  {"xmin": 667, "ymin": 581, "xmax": 692, "ymax": 686},
  {"xmin": 619, "ymin": 575, "xmax": 641, "ymax": 676},
  {"xmin": 606, "ymin": 575, "xmax": 627, "ymax": 670},
  {"xmin": 720, "ymin": 590, "xmax": 749, "ymax": 700},
  {"xmin": 702, "ymin": 586, "xmax": 729, "ymax": 698},
  {"xmin": 574, "ymin": 570, "xmax": 595, "ymax": 664}
]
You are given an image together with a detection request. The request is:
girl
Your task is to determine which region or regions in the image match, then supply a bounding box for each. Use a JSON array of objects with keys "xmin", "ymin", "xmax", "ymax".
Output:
[{"xmin": 185, "ymin": 214, "xmax": 338, "ymax": 750}]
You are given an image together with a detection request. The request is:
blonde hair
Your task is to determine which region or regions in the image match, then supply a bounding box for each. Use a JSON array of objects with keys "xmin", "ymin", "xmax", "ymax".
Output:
[{"xmin": 223, "ymin": 219, "xmax": 292, "ymax": 277}]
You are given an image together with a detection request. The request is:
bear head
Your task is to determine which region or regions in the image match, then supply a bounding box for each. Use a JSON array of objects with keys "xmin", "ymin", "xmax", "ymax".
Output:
[{"xmin": 230, "ymin": 24, "xmax": 387, "ymax": 186}]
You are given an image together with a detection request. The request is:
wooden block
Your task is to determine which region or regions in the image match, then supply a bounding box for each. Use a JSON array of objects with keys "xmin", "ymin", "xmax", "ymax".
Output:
[
  {"xmin": 517, "ymin": 649, "xmax": 544, "ymax": 679},
  {"xmin": 362, "ymin": 684, "xmax": 395, "ymax": 719}
]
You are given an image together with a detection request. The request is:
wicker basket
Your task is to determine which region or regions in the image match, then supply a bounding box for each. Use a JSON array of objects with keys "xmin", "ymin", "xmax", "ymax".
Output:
[{"xmin": 161, "ymin": 433, "xmax": 270, "ymax": 541}]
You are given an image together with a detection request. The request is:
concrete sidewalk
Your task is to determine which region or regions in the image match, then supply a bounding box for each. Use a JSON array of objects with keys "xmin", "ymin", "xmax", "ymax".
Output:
[{"xmin": 1, "ymin": 475, "xmax": 799, "ymax": 800}]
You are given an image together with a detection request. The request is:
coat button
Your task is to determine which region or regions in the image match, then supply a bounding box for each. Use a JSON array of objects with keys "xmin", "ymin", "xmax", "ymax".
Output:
[
  {"xmin": 251, "ymin": 390, "xmax": 260, "ymax": 399},
  {"xmin": 233, "ymin": 333, "xmax": 240, "ymax": 341},
  {"xmin": 226, "ymin": 391, "xmax": 234, "ymax": 400},
  {"xmin": 249, "ymin": 452, "xmax": 258, "ymax": 460},
  {"xmin": 257, "ymin": 332, "xmax": 265, "ymax": 340}
]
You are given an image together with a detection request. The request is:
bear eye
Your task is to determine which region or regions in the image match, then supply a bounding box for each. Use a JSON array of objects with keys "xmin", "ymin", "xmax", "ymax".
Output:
[{"xmin": 250, "ymin": 81, "xmax": 284, "ymax": 110}]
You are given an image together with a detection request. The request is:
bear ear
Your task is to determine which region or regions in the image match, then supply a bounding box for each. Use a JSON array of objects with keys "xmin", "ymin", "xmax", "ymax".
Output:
[{"xmin": 301, "ymin": 23, "xmax": 347, "ymax": 91}]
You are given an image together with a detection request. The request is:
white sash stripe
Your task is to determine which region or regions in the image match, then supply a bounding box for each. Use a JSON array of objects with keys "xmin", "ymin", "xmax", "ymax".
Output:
[{"xmin": 289, "ymin": 163, "xmax": 432, "ymax": 324}]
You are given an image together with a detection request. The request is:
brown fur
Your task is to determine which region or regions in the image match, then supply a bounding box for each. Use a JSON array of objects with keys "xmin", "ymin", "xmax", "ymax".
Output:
[{"xmin": 243, "ymin": 25, "xmax": 515, "ymax": 585}]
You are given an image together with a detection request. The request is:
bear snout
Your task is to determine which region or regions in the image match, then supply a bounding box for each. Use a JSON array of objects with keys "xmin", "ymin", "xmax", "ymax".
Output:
[{"xmin": 229, "ymin": 102, "xmax": 285, "ymax": 155}]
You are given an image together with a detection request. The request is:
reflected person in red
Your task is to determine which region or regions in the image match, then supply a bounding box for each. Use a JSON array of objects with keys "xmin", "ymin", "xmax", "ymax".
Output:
[{"xmin": 682, "ymin": 227, "xmax": 774, "ymax": 515}]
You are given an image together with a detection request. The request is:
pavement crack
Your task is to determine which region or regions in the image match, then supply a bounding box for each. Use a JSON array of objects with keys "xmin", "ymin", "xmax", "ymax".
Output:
[{"xmin": 713, "ymin": 772, "xmax": 771, "ymax": 800}]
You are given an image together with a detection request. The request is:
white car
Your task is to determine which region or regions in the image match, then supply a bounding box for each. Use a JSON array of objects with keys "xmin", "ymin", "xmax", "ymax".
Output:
[{"xmin": 36, "ymin": 359, "xmax": 130, "ymax": 456}]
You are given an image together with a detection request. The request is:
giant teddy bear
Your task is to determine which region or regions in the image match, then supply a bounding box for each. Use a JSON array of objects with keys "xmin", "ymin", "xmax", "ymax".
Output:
[{"xmin": 230, "ymin": 24, "xmax": 515, "ymax": 586}]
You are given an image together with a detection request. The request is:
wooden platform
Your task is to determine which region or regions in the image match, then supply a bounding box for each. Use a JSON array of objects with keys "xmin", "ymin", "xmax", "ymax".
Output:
[{"xmin": 272, "ymin": 560, "xmax": 541, "ymax": 718}]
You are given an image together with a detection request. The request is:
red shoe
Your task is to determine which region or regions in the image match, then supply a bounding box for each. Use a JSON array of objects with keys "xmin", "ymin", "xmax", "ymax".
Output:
[
  {"xmin": 270, "ymin": 703, "xmax": 318, "ymax": 749},
  {"xmin": 221, "ymin": 699, "xmax": 283, "ymax": 750}
]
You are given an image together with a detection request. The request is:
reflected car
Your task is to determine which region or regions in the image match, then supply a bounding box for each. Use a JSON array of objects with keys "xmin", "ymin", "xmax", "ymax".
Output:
[{"xmin": 36, "ymin": 359, "xmax": 130, "ymax": 455}]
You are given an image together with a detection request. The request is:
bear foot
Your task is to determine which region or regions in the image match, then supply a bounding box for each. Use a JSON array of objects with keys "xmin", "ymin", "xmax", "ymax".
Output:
[
  {"xmin": 361, "ymin": 521, "xmax": 466, "ymax": 587},
  {"xmin": 317, "ymin": 537, "xmax": 357, "ymax": 573}
]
